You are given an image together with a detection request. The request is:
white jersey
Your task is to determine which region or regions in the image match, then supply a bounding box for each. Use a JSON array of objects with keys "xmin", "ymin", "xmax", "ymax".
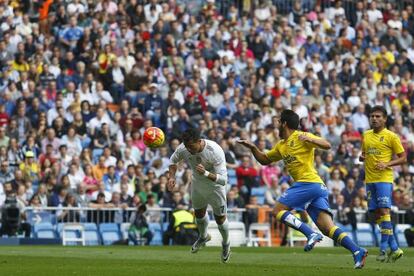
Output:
[
  {"xmin": 170, "ymin": 139, "xmax": 227, "ymax": 186},
  {"xmin": 170, "ymin": 139, "xmax": 228, "ymax": 215}
]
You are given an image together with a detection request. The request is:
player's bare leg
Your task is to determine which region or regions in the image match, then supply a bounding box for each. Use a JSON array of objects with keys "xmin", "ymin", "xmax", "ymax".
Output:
[
  {"xmin": 215, "ymin": 214, "xmax": 230, "ymax": 263},
  {"xmin": 274, "ymin": 203, "xmax": 321, "ymax": 252},
  {"xmin": 191, "ymin": 208, "xmax": 211, "ymax": 253},
  {"xmin": 316, "ymin": 212, "xmax": 367, "ymax": 269}
]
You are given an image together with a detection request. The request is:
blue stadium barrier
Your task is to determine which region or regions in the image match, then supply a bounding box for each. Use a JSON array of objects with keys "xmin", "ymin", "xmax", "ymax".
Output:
[
  {"xmin": 34, "ymin": 222, "xmax": 56, "ymax": 239},
  {"xmin": 396, "ymin": 224, "xmax": 410, "ymax": 247},
  {"xmin": 83, "ymin": 223, "xmax": 100, "ymax": 246},
  {"xmin": 149, "ymin": 223, "xmax": 163, "ymax": 246},
  {"xmin": 99, "ymin": 223, "xmax": 121, "ymax": 245}
]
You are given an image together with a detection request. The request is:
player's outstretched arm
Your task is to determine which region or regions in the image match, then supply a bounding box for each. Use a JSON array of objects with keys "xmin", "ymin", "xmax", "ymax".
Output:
[
  {"xmin": 298, "ymin": 134, "xmax": 331, "ymax": 150},
  {"xmin": 237, "ymin": 140, "xmax": 272, "ymax": 165}
]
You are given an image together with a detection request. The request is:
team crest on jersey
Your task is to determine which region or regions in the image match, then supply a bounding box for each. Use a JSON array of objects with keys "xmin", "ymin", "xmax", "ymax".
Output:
[
  {"xmin": 380, "ymin": 136, "xmax": 384, "ymax": 142},
  {"xmin": 196, "ymin": 156, "xmax": 202, "ymax": 163},
  {"xmin": 290, "ymin": 140, "xmax": 294, "ymax": 147}
]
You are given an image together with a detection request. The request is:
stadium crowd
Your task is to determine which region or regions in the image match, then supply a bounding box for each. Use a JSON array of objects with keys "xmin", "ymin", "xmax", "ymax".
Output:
[{"xmin": 0, "ymin": 0, "xmax": 412, "ymax": 231}]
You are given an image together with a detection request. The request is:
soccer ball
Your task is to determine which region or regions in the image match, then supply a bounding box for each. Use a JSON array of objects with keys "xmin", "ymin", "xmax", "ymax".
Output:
[{"xmin": 143, "ymin": 127, "xmax": 165, "ymax": 148}]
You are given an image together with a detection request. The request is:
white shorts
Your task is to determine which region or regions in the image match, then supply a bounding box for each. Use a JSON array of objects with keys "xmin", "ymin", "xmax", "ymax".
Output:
[{"xmin": 191, "ymin": 184, "xmax": 227, "ymax": 217}]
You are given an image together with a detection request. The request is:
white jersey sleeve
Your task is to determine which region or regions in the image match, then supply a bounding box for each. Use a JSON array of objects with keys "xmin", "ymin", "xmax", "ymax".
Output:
[
  {"xmin": 211, "ymin": 143, "xmax": 227, "ymax": 177},
  {"xmin": 205, "ymin": 140, "xmax": 227, "ymax": 186},
  {"xmin": 169, "ymin": 143, "xmax": 186, "ymax": 165}
]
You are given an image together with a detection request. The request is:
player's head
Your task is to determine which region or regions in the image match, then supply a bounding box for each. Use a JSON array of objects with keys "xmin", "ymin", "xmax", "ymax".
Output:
[
  {"xmin": 279, "ymin": 109, "xmax": 300, "ymax": 135},
  {"xmin": 182, "ymin": 128, "xmax": 202, "ymax": 154},
  {"xmin": 369, "ymin": 105, "xmax": 387, "ymax": 130}
]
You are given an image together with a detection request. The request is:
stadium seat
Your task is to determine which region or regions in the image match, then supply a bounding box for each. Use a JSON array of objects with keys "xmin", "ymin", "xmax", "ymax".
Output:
[
  {"xmin": 228, "ymin": 169, "xmax": 236, "ymax": 178},
  {"xmin": 99, "ymin": 223, "xmax": 121, "ymax": 245},
  {"xmin": 162, "ymin": 222, "xmax": 169, "ymax": 232},
  {"xmin": 251, "ymin": 187, "xmax": 266, "ymax": 205},
  {"xmin": 83, "ymin": 223, "xmax": 100, "ymax": 246},
  {"xmin": 335, "ymin": 222, "xmax": 344, "ymax": 228},
  {"xmin": 248, "ymin": 223, "xmax": 271, "ymax": 247},
  {"xmin": 251, "ymin": 187, "xmax": 266, "ymax": 197},
  {"xmin": 396, "ymin": 224, "xmax": 411, "ymax": 247},
  {"xmin": 62, "ymin": 224, "xmax": 86, "ymax": 246},
  {"xmin": 355, "ymin": 231, "xmax": 374, "ymax": 246},
  {"xmin": 34, "ymin": 222, "xmax": 56, "ymax": 239},
  {"xmin": 206, "ymin": 221, "xmax": 224, "ymax": 246},
  {"xmin": 120, "ymin": 223, "xmax": 131, "ymax": 240},
  {"xmin": 356, "ymin": 223, "xmax": 371, "ymax": 231},
  {"xmin": 228, "ymin": 169, "xmax": 238, "ymax": 186},
  {"xmin": 148, "ymin": 223, "xmax": 163, "ymax": 246},
  {"xmin": 228, "ymin": 221, "xmax": 247, "ymax": 246},
  {"xmin": 340, "ymin": 224, "xmax": 353, "ymax": 232},
  {"xmin": 228, "ymin": 176, "xmax": 238, "ymax": 186}
]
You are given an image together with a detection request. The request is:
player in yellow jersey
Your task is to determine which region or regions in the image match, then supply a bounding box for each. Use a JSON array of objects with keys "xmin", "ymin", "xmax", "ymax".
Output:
[
  {"xmin": 360, "ymin": 106, "xmax": 406, "ymax": 262},
  {"xmin": 238, "ymin": 109, "xmax": 367, "ymax": 269}
]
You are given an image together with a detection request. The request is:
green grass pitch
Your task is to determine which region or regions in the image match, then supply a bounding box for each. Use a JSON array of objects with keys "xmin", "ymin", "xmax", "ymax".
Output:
[{"xmin": 0, "ymin": 246, "xmax": 412, "ymax": 275}]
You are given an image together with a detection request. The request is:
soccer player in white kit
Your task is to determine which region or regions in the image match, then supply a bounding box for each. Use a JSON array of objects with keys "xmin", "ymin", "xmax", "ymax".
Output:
[{"xmin": 167, "ymin": 128, "xmax": 231, "ymax": 263}]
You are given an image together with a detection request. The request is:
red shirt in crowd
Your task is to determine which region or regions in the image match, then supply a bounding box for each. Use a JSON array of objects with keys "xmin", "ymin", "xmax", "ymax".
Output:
[{"xmin": 235, "ymin": 165, "xmax": 258, "ymax": 188}]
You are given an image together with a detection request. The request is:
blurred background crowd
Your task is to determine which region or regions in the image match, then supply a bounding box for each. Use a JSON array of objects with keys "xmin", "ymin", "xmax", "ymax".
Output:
[{"xmin": 0, "ymin": 0, "xmax": 412, "ymax": 230}]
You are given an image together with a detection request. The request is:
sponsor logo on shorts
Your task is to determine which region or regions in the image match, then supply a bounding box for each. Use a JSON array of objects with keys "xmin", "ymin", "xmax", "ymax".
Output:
[{"xmin": 377, "ymin": 196, "xmax": 390, "ymax": 205}]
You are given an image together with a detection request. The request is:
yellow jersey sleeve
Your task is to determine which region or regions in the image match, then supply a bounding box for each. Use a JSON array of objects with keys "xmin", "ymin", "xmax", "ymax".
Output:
[
  {"xmin": 302, "ymin": 132, "xmax": 322, "ymax": 149},
  {"xmin": 265, "ymin": 143, "xmax": 282, "ymax": 162}
]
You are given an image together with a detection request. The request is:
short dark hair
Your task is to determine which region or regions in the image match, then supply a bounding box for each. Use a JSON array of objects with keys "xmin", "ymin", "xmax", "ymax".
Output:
[
  {"xmin": 182, "ymin": 128, "xmax": 200, "ymax": 144},
  {"xmin": 281, "ymin": 109, "xmax": 300, "ymax": 130},
  {"xmin": 370, "ymin": 105, "xmax": 387, "ymax": 117}
]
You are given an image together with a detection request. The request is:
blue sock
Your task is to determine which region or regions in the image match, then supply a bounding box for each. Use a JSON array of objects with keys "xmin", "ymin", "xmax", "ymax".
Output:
[
  {"xmin": 329, "ymin": 226, "xmax": 359, "ymax": 254},
  {"xmin": 388, "ymin": 225, "xmax": 399, "ymax": 252},
  {"xmin": 277, "ymin": 210, "xmax": 314, "ymax": 238},
  {"xmin": 379, "ymin": 216, "xmax": 392, "ymax": 252}
]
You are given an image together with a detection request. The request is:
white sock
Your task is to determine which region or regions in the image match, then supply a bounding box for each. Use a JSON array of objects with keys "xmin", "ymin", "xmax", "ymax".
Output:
[
  {"xmin": 218, "ymin": 219, "xmax": 229, "ymax": 245},
  {"xmin": 196, "ymin": 214, "xmax": 209, "ymax": 239}
]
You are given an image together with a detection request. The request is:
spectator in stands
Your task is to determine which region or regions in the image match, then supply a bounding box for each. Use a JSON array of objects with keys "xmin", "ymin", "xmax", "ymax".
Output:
[
  {"xmin": 236, "ymin": 155, "xmax": 259, "ymax": 202},
  {"xmin": 162, "ymin": 191, "xmax": 188, "ymax": 210},
  {"xmin": 57, "ymin": 193, "xmax": 80, "ymax": 223},
  {"xmin": 245, "ymin": 196, "xmax": 268, "ymax": 226},
  {"xmin": 335, "ymin": 194, "xmax": 356, "ymax": 231},
  {"xmin": 92, "ymin": 156, "xmax": 107, "ymax": 182},
  {"xmin": 404, "ymin": 209, "xmax": 414, "ymax": 247},
  {"xmin": 129, "ymin": 203, "xmax": 153, "ymax": 245},
  {"xmin": 50, "ymin": 186, "xmax": 68, "ymax": 207},
  {"xmin": 341, "ymin": 178, "xmax": 358, "ymax": 206},
  {"xmin": 227, "ymin": 188, "xmax": 245, "ymax": 210},
  {"xmin": 145, "ymin": 194, "xmax": 161, "ymax": 223},
  {"xmin": 0, "ymin": 161, "xmax": 14, "ymax": 184},
  {"xmin": 264, "ymin": 180, "xmax": 280, "ymax": 207},
  {"xmin": 19, "ymin": 151, "xmax": 39, "ymax": 185},
  {"xmin": 327, "ymin": 168, "xmax": 345, "ymax": 193},
  {"xmin": 139, "ymin": 181, "xmax": 158, "ymax": 203}
]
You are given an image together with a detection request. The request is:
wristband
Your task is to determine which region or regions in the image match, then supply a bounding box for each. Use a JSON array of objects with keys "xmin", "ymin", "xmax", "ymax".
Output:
[{"xmin": 204, "ymin": 171, "xmax": 210, "ymax": 177}]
